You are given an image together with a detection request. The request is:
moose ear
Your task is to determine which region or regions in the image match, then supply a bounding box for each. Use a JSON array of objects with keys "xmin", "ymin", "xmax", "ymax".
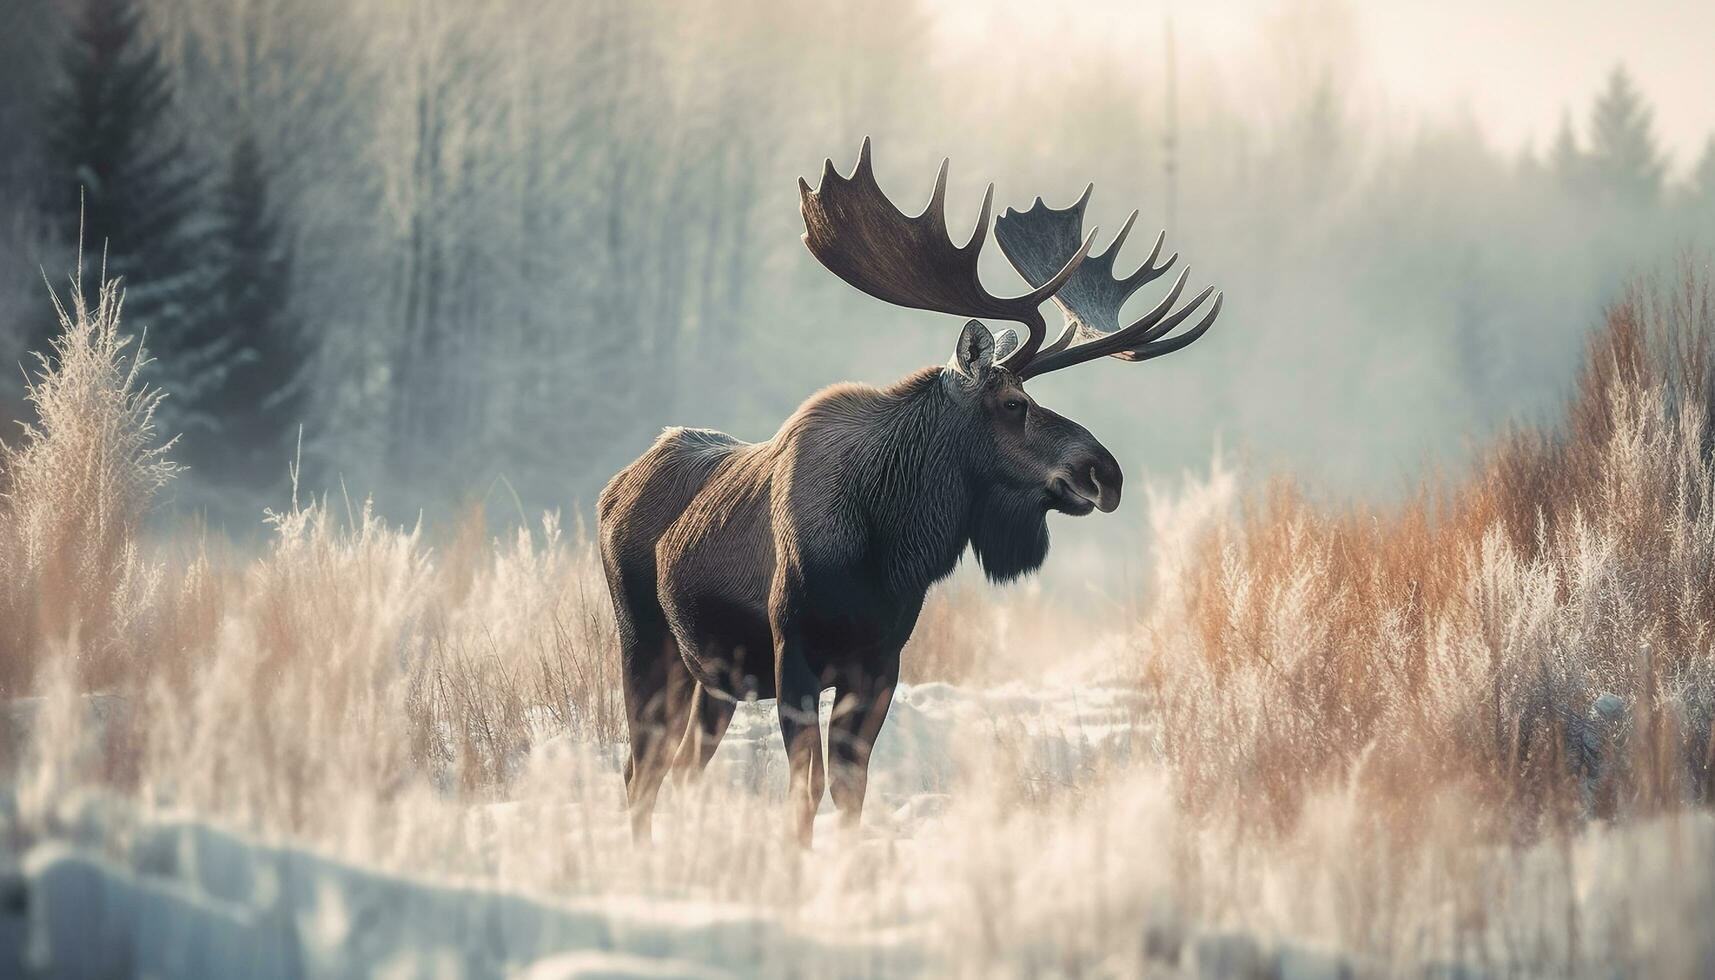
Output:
[
  {"xmin": 992, "ymin": 328, "xmax": 1019, "ymax": 361},
  {"xmin": 951, "ymin": 319, "xmax": 995, "ymax": 383}
]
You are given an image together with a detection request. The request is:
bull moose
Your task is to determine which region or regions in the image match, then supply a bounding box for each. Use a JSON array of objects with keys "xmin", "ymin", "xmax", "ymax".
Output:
[{"xmin": 598, "ymin": 140, "xmax": 1222, "ymax": 844}]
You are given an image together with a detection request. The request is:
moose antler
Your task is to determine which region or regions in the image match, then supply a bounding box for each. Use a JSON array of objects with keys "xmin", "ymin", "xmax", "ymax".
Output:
[
  {"xmin": 799, "ymin": 139, "xmax": 1096, "ymax": 367},
  {"xmin": 992, "ymin": 187, "xmax": 1221, "ymax": 379}
]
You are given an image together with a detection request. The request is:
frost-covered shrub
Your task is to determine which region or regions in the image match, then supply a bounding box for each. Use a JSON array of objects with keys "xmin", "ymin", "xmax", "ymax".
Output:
[
  {"xmin": 0, "ymin": 274, "xmax": 177, "ymax": 694},
  {"xmin": 0, "ymin": 272, "xmax": 621, "ymax": 830},
  {"xmin": 1145, "ymin": 268, "xmax": 1715, "ymax": 827}
]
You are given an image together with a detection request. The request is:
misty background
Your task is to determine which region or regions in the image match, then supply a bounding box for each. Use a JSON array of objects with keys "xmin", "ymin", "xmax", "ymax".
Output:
[{"xmin": 0, "ymin": 0, "xmax": 1712, "ymax": 570}]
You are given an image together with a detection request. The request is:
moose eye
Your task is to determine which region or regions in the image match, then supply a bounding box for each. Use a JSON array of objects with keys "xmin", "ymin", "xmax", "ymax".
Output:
[{"xmin": 1002, "ymin": 398, "xmax": 1025, "ymax": 413}]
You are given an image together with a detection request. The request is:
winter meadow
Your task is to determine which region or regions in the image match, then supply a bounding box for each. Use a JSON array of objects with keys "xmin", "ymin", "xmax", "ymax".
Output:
[{"xmin": 3, "ymin": 0, "xmax": 1715, "ymax": 976}]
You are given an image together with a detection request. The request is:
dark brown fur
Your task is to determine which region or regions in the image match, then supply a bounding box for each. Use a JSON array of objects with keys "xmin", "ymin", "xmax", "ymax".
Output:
[{"xmin": 599, "ymin": 327, "xmax": 1120, "ymax": 844}]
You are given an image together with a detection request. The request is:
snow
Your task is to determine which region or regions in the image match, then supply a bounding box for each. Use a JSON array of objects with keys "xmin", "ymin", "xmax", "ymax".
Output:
[
  {"xmin": 10, "ymin": 815, "xmax": 881, "ymax": 978},
  {"xmin": 4, "ymin": 681, "xmax": 1711, "ymax": 977},
  {"xmin": 1, "ymin": 682, "xmax": 1142, "ymax": 978}
]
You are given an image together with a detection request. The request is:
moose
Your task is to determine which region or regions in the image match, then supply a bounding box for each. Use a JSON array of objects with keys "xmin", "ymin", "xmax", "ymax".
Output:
[{"xmin": 598, "ymin": 140, "xmax": 1222, "ymax": 845}]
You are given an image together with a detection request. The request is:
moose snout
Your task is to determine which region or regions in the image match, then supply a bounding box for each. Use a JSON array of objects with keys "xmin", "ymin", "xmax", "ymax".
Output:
[
  {"xmin": 1052, "ymin": 449, "xmax": 1122, "ymax": 515},
  {"xmin": 1082, "ymin": 450, "xmax": 1123, "ymax": 513}
]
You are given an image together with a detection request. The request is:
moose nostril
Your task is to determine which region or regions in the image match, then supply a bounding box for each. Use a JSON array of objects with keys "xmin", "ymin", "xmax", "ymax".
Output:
[{"xmin": 1085, "ymin": 456, "xmax": 1122, "ymax": 512}]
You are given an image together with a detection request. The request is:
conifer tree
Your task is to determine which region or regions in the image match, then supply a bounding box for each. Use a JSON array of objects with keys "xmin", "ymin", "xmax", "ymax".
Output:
[
  {"xmin": 40, "ymin": 0, "xmax": 209, "ymax": 391},
  {"xmin": 192, "ymin": 129, "xmax": 306, "ymax": 490},
  {"xmin": 1585, "ymin": 66, "xmax": 1664, "ymax": 208},
  {"xmin": 1691, "ymin": 136, "xmax": 1715, "ymax": 210},
  {"xmin": 1549, "ymin": 111, "xmax": 1585, "ymax": 194}
]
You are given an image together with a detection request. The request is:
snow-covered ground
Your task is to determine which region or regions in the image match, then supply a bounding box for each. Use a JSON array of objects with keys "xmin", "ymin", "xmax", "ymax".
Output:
[
  {"xmin": 5, "ymin": 682, "xmax": 1715, "ymax": 978},
  {"xmin": 1, "ymin": 683, "xmax": 1157, "ymax": 978}
]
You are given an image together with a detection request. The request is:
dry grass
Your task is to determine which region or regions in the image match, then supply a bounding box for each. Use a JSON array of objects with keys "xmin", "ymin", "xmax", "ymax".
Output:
[
  {"xmin": 0, "ymin": 275, "xmax": 622, "ymax": 827},
  {"xmin": 127, "ymin": 499, "xmax": 627, "ymax": 828},
  {"xmin": 1145, "ymin": 263, "xmax": 1715, "ymax": 835},
  {"xmin": 0, "ymin": 275, "xmax": 178, "ymax": 696},
  {"xmin": 5, "ymin": 266, "xmax": 1715, "ymax": 975}
]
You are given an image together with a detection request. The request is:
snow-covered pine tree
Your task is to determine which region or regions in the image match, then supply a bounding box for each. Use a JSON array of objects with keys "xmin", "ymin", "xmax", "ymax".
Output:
[
  {"xmin": 195, "ymin": 129, "xmax": 306, "ymax": 492},
  {"xmin": 40, "ymin": 0, "xmax": 212, "ymax": 418},
  {"xmin": 1584, "ymin": 66, "xmax": 1665, "ymax": 209}
]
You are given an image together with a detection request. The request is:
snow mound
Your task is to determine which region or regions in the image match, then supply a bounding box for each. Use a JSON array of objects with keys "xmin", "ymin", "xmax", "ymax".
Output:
[{"xmin": 9, "ymin": 817, "xmax": 892, "ymax": 978}]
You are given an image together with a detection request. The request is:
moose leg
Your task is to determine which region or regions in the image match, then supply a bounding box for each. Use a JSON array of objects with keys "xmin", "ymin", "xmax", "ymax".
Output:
[
  {"xmin": 775, "ymin": 638, "xmax": 826, "ymax": 847},
  {"xmin": 669, "ymin": 682, "xmax": 737, "ymax": 781},
  {"xmin": 828, "ymin": 665, "xmax": 897, "ymax": 828},
  {"xmin": 621, "ymin": 626, "xmax": 696, "ymax": 844}
]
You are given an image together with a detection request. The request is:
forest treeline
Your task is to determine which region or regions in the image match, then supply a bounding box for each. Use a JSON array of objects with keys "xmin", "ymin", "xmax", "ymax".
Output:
[{"xmin": 0, "ymin": 0, "xmax": 1712, "ymax": 528}]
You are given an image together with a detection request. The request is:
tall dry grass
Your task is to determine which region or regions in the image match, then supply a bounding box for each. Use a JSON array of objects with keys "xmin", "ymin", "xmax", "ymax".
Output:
[
  {"xmin": 0, "ymin": 274, "xmax": 624, "ymax": 833},
  {"xmin": 0, "ymin": 276, "xmax": 178, "ymax": 696},
  {"xmin": 6, "ymin": 265, "xmax": 1715, "ymax": 975},
  {"xmin": 1144, "ymin": 263, "xmax": 1715, "ymax": 834}
]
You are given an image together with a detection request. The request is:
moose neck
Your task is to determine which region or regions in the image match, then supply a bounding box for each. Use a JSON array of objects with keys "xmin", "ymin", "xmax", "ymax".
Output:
[
  {"xmin": 846, "ymin": 367, "xmax": 1049, "ymax": 595},
  {"xmin": 844, "ymin": 368, "xmax": 985, "ymax": 597}
]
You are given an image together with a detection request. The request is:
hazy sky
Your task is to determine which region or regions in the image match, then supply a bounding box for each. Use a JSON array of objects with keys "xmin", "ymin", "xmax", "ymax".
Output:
[{"xmin": 937, "ymin": 0, "xmax": 1715, "ymax": 174}]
